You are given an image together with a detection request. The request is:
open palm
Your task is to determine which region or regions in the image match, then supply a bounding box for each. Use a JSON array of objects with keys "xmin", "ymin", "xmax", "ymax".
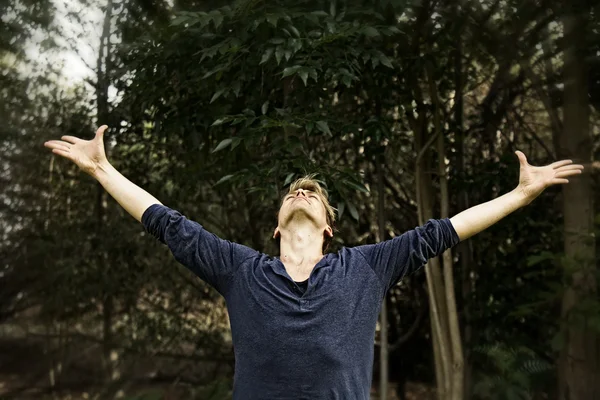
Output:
[
  {"xmin": 44, "ymin": 125, "xmax": 109, "ymax": 175},
  {"xmin": 516, "ymin": 150, "xmax": 584, "ymax": 202}
]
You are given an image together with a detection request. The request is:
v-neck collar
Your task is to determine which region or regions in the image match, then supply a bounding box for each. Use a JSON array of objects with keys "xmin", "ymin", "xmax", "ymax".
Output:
[{"xmin": 270, "ymin": 254, "xmax": 330, "ymax": 298}]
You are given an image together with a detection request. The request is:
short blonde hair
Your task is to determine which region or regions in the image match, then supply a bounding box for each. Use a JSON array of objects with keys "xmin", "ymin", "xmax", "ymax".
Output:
[{"xmin": 281, "ymin": 174, "xmax": 336, "ymax": 252}]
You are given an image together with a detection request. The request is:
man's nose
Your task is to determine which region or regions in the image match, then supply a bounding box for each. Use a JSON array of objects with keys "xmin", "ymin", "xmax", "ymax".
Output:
[{"xmin": 295, "ymin": 189, "xmax": 307, "ymax": 197}]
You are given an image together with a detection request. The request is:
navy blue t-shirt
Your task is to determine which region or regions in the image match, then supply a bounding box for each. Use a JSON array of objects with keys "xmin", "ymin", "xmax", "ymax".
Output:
[{"xmin": 142, "ymin": 204, "xmax": 460, "ymax": 400}]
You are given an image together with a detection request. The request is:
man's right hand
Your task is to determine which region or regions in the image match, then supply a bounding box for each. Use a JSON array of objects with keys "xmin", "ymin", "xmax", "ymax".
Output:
[
  {"xmin": 44, "ymin": 124, "xmax": 161, "ymax": 222},
  {"xmin": 44, "ymin": 125, "xmax": 109, "ymax": 176}
]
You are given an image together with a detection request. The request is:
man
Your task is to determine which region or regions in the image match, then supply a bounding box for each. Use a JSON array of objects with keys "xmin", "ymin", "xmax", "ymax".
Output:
[{"xmin": 44, "ymin": 125, "xmax": 584, "ymax": 399}]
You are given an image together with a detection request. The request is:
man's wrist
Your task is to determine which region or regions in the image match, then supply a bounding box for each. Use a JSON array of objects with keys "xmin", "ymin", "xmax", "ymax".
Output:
[
  {"xmin": 93, "ymin": 160, "xmax": 114, "ymax": 182},
  {"xmin": 513, "ymin": 186, "xmax": 533, "ymax": 207}
]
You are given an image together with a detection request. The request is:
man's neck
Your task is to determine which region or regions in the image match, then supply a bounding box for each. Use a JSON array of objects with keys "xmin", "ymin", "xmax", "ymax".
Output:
[{"xmin": 278, "ymin": 221, "xmax": 324, "ymax": 277}]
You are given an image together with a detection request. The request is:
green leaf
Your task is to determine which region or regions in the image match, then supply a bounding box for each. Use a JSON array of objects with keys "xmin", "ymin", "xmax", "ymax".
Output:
[
  {"xmin": 215, "ymin": 174, "xmax": 234, "ymax": 185},
  {"xmin": 337, "ymin": 202, "xmax": 345, "ymax": 219},
  {"xmin": 347, "ymin": 201, "xmax": 359, "ymax": 220},
  {"xmin": 210, "ymin": 88, "xmax": 226, "ymax": 103},
  {"xmin": 171, "ymin": 16, "xmax": 188, "ymax": 26},
  {"xmin": 210, "ymin": 11, "xmax": 224, "ymax": 28},
  {"xmin": 326, "ymin": 21, "xmax": 335, "ymax": 34},
  {"xmin": 284, "ymin": 173, "xmax": 295, "ymax": 186},
  {"xmin": 330, "ymin": 1, "xmax": 336, "ymax": 17},
  {"xmin": 232, "ymin": 81, "xmax": 241, "ymax": 97},
  {"xmin": 311, "ymin": 11, "xmax": 329, "ymax": 17},
  {"xmin": 211, "ymin": 118, "xmax": 227, "ymax": 126},
  {"xmin": 198, "ymin": 14, "xmax": 211, "ymax": 29},
  {"xmin": 344, "ymin": 180, "xmax": 369, "ymax": 193},
  {"xmin": 526, "ymin": 251, "xmax": 555, "ymax": 266},
  {"xmin": 289, "ymin": 38, "xmax": 302, "ymax": 53},
  {"xmin": 282, "ymin": 65, "xmax": 301, "ymax": 77},
  {"xmin": 316, "ymin": 121, "xmax": 331, "ymax": 136},
  {"xmin": 267, "ymin": 14, "xmax": 279, "ymax": 27},
  {"xmin": 201, "ymin": 66, "xmax": 221, "ymax": 78},
  {"xmin": 382, "ymin": 26, "xmax": 402, "ymax": 36},
  {"xmin": 363, "ymin": 26, "xmax": 380, "ymax": 37},
  {"xmin": 261, "ymin": 101, "xmax": 269, "ymax": 115},
  {"xmin": 378, "ymin": 54, "xmax": 393, "ymax": 68},
  {"xmin": 218, "ymin": 42, "xmax": 230, "ymax": 55},
  {"xmin": 305, "ymin": 121, "xmax": 314, "ymax": 134},
  {"xmin": 220, "ymin": 6, "xmax": 233, "ymax": 17},
  {"xmin": 260, "ymin": 48, "xmax": 273, "ymax": 64},
  {"xmin": 231, "ymin": 137, "xmax": 242, "ymax": 150},
  {"xmin": 289, "ymin": 26, "xmax": 300, "ymax": 38},
  {"xmin": 275, "ymin": 46, "xmax": 284, "ymax": 65},
  {"xmin": 212, "ymin": 138, "xmax": 232, "ymax": 152},
  {"xmin": 299, "ymin": 70, "xmax": 308, "ymax": 86}
]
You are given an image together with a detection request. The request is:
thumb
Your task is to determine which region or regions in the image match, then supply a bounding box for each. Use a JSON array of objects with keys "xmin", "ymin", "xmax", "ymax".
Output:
[
  {"xmin": 96, "ymin": 125, "xmax": 108, "ymax": 140},
  {"xmin": 515, "ymin": 150, "xmax": 527, "ymax": 166}
]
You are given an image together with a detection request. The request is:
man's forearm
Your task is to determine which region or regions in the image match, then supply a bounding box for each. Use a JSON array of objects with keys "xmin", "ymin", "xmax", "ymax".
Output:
[
  {"xmin": 449, "ymin": 188, "xmax": 529, "ymax": 241},
  {"xmin": 93, "ymin": 161, "xmax": 162, "ymax": 223}
]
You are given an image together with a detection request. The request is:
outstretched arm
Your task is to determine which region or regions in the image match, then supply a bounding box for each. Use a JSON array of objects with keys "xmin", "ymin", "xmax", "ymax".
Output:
[
  {"xmin": 45, "ymin": 125, "xmax": 257, "ymax": 293},
  {"xmin": 44, "ymin": 125, "xmax": 161, "ymax": 222},
  {"xmin": 450, "ymin": 150, "xmax": 584, "ymax": 241}
]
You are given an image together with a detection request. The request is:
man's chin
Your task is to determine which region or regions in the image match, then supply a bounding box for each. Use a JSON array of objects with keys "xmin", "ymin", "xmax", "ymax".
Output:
[{"xmin": 284, "ymin": 209, "xmax": 316, "ymax": 223}]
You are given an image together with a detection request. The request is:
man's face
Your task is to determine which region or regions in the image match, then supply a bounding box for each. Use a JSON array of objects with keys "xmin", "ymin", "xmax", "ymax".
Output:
[{"xmin": 273, "ymin": 188, "xmax": 333, "ymax": 239}]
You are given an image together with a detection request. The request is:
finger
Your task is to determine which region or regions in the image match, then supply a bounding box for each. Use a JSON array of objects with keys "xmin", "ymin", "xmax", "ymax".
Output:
[
  {"xmin": 551, "ymin": 159, "xmax": 573, "ymax": 169},
  {"xmin": 44, "ymin": 140, "xmax": 70, "ymax": 151},
  {"xmin": 552, "ymin": 178, "xmax": 569, "ymax": 184},
  {"xmin": 61, "ymin": 135, "xmax": 82, "ymax": 144},
  {"xmin": 96, "ymin": 125, "xmax": 108, "ymax": 138},
  {"xmin": 557, "ymin": 165, "xmax": 584, "ymax": 173},
  {"xmin": 515, "ymin": 150, "xmax": 528, "ymax": 165},
  {"xmin": 45, "ymin": 139, "xmax": 70, "ymax": 146},
  {"xmin": 51, "ymin": 148, "xmax": 72, "ymax": 159},
  {"xmin": 555, "ymin": 170, "xmax": 583, "ymax": 178}
]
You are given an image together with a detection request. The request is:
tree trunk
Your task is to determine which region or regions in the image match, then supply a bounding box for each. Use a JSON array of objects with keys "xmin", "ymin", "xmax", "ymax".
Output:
[
  {"xmin": 412, "ymin": 59, "xmax": 464, "ymax": 400},
  {"xmin": 415, "ymin": 121, "xmax": 452, "ymax": 400},
  {"xmin": 96, "ymin": 0, "xmax": 115, "ymax": 386},
  {"xmin": 377, "ymin": 154, "xmax": 389, "ymax": 400},
  {"xmin": 453, "ymin": 21, "xmax": 474, "ymax": 399},
  {"xmin": 437, "ymin": 117, "xmax": 464, "ymax": 400},
  {"xmin": 557, "ymin": 5, "xmax": 598, "ymax": 399}
]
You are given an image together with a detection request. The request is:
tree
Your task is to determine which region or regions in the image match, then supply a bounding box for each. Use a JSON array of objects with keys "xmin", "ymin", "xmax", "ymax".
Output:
[{"xmin": 557, "ymin": 2, "xmax": 599, "ymax": 398}]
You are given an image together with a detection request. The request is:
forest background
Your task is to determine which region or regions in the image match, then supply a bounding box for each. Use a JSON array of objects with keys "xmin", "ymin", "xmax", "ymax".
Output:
[{"xmin": 1, "ymin": 0, "xmax": 599, "ymax": 399}]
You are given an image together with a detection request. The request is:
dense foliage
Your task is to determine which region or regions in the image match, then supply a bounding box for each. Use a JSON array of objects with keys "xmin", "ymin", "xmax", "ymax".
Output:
[{"xmin": 1, "ymin": 0, "xmax": 599, "ymax": 398}]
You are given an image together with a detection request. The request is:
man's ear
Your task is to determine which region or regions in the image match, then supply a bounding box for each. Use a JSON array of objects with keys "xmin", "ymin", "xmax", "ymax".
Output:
[
  {"xmin": 273, "ymin": 227, "xmax": 280, "ymax": 239},
  {"xmin": 324, "ymin": 225, "xmax": 333, "ymax": 238}
]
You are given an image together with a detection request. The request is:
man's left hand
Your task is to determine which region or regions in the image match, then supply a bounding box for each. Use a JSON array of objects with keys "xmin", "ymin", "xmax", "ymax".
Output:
[{"xmin": 515, "ymin": 150, "xmax": 585, "ymax": 204}]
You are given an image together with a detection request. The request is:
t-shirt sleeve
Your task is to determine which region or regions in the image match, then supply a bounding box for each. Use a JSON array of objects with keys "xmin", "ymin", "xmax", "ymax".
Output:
[
  {"xmin": 355, "ymin": 218, "xmax": 460, "ymax": 291},
  {"xmin": 141, "ymin": 204, "xmax": 258, "ymax": 294}
]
